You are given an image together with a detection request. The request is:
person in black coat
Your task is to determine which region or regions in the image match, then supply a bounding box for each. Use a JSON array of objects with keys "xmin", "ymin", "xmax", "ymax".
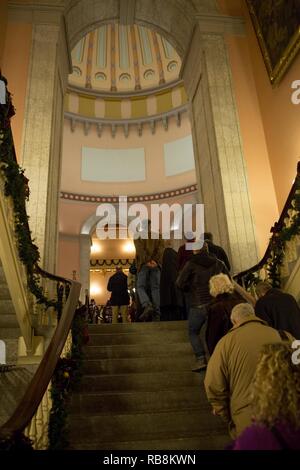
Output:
[
  {"xmin": 255, "ymin": 281, "xmax": 300, "ymax": 339},
  {"xmin": 107, "ymin": 267, "xmax": 130, "ymax": 324},
  {"xmin": 204, "ymin": 232, "xmax": 231, "ymax": 272},
  {"xmin": 160, "ymin": 246, "xmax": 181, "ymax": 321},
  {"xmin": 176, "ymin": 242, "xmax": 229, "ymax": 371},
  {"xmin": 206, "ymin": 273, "xmax": 244, "ymax": 355}
]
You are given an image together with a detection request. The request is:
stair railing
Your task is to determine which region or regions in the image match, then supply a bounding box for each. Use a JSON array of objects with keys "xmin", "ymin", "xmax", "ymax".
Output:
[
  {"xmin": 234, "ymin": 161, "xmax": 300, "ymax": 291},
  {"xmin": 0, "ymin": 75, "xmax": 81, "ymax": 447},
  {"xmin": 0, "ymin": 272, "xmax": 80, "ymax": 449}
]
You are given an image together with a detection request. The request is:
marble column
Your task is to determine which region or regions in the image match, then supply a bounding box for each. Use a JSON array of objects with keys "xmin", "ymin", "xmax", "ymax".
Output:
[
  {"xmin": 21, "ymin": 17, "xmax": 71, "ymax": 272},
  {"xmin": 182, "ymin": 25, "xmax": 258, "ymax": 273}
]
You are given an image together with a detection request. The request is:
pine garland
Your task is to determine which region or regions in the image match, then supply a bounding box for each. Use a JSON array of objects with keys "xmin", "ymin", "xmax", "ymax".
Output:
[
  {"xmin": 0, "ymin": 76, "xmax": 57, "ymax": 309},
  {"xmin": 48, "ymin": 306, "xmax": 87, "ymax": 450},
  {"xmin": 265, "ymin": 181, "xmax": 300, "ymax": 287}
]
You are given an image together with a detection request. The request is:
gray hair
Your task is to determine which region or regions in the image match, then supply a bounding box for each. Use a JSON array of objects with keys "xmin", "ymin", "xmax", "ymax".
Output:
[{"xmin": 231, "ymin": 303, "xmax": 255, "ymax": 324}]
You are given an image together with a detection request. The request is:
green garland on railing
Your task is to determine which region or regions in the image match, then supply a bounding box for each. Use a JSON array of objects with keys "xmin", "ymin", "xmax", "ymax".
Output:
[
  {"xmin": 0, "ymin": 76, "xmax": 57, "ymax": 308},
  {"xmin": 0, "ymin": 431, "xmax": 33, "ymax": 450},
  {"xmin": 48, "ymin": 306, "xmax": 88, "ymax": 450},
  {"xmin": 266, "ymin": 185, "xmax": 300, "ymax": 287}
]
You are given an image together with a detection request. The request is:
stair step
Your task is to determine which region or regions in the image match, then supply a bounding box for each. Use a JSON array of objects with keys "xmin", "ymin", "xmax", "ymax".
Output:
[
  {"xmin": 88, "ymin": 321, "xmax": 187, "ymax": 334},
  {"xmin": 0, "ymin": 286, "xmax": 11, "ymax": 300},
  {"xmin": 0, "ymin": 327, "xmax": 20, "ymax": 339},
  {"xmin": 82, "ymin": 356, "xmax": 194, "ymax": 375},
  {"xmin": 78, "ymin": 371, "xmax": 203, "ymax": 392},
  {"xmin": 0, "ymin": 314, "xmax": 19, "ymax": 328},
  {"xmin": 71, "ymin": 432, "xmax": 230, "ymax": 450},
  {"xmin": 0, "ymin": 266, "xmax": 6, "ymax": 283},
  {"xmin": 70, "ymin": 387, "xmax": 209, "ymax": 414},
  {"xmin": 0, "ymin": 299, "xmax": 15, "ymax": 315},
  {"xmin": 1, "ymin": 338, "xmax": 18, "ymax": 364},
  {"xmin": 89, "ymin": 330, "xmax": 188, "ymax": 346},
  {"xmin": 69, "ymin": 410, "xmax": 226, "ymax": 443},
  {"xmin": 84, "ymin": 342, "xmax": 191, "ymax": 359},
  {"xmin": 0, "ymin": 367, "xmax": 34, "ymax": 427}
]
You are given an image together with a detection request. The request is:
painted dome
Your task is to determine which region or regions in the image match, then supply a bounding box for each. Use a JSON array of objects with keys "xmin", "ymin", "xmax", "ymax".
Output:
[{"xmin": 69, "ymin": 24, "xmax": 181, "ymax": 93}]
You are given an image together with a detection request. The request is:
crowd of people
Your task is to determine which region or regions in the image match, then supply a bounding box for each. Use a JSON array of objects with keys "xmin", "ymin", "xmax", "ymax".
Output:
[{"xmin": 87, "ymin": 222, "xmax": 300, "ymax": 450}]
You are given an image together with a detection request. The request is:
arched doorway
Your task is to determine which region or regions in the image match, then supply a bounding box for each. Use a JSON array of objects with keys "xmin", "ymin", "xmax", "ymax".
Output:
[
  {"xmin": 15, "ymin": 0, "xmax": 258, "ymax": 277},
  {"xmin": 63, "ymin": 0, "xmax": 258, "ymax": 273}
]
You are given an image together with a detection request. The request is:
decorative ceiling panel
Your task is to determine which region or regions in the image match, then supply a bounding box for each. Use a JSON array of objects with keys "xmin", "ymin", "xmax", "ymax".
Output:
[{"xmin": 69, "ymin": 23, "xmax": 181, "ymax": 93}]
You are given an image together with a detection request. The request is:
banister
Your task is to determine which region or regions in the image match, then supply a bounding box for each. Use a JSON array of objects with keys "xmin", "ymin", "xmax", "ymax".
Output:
[
  {"xmin": 0, "ymin": 73, "xmax": 82, "ymax": 444},
  {"xmin": 234, "ymin": 160, "xmax": 300, "ymax": 283},
  {"xmin": 0, "ymin": 277, "xmax": 81, "ymax": 436}
]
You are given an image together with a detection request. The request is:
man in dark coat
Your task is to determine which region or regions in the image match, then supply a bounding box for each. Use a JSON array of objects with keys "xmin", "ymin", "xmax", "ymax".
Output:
[
  {"xmin": 176, "ymin": 242, "xmax": 229, "ymax": 371},
  {"xmin": 107, "ymin": 267, "xmax": 130, "ymax": 323},
  {"xmin": 204, "ymin": 232, "xmax": 231, "ymax": 272},
  {"xmin": 160, "ymin": 245, "xmax": 181, "ymax": 321},
  {"xmin": 134, "ymin": 220, "xmax": 165, "ymax": 321},
  {"xmin": 177, "ymin": 233, "xmax": 195, "ymax": 271},
  {"xmin": 255, "ymin": 281, "xmax": 300, "ymax": 338}
]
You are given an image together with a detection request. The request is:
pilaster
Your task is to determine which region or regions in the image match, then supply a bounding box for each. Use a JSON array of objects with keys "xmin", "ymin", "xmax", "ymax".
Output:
[
  {"xmin": 19, "ymin": 10, "xmax": 71, "ymax": 272},
  {"xmin": 182, "ymin": 25, "xmax": 258, "ymax": 272}
]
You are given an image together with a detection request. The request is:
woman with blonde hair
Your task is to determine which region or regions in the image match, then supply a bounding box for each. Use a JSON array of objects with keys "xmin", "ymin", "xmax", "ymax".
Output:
[
  {"xmin": 232, "ymin": 342, "xmax": 300, "ymax": 449},
  {"xmin": 206, "ymin": 273, "xmax": 244, "ymax": 355}
]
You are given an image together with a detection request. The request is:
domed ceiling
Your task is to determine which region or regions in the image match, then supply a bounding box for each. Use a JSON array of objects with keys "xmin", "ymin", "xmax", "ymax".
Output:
[{"xmin": 69, "ymin": 24, "xmax": 181, "ymax": 93}]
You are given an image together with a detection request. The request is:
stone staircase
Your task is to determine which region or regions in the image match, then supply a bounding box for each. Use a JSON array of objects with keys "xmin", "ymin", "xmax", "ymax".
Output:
[
  {"xmin": 0, "ymin": 260, "xmax": 20, "ymax": 364},
  {"xmin": 68, "ymin": 321, "xmax": 229, "ymax": 450},
  {"xmin": 0, "ymin": 366, "xmax": 35, "ymax": 427}
]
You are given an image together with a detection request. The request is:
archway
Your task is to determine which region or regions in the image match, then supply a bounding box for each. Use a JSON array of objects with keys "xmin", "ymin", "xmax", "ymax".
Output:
[{"xmin": 63, "ymin": 0, "xmax": 258, "ymax": 273}]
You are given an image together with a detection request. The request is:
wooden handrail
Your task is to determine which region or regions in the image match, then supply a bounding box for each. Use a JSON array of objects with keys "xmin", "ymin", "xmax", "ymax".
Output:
[
  {"xmin": 0, "ymin": 276, "xmax": 81, "ymax": 437},
  {"xmin": 234, "ymin": 161, "xmax": 300, "ymax": 282},
  {"xmin": 0, "ymin": 75, "xmax": 82, "ymax": 442}
]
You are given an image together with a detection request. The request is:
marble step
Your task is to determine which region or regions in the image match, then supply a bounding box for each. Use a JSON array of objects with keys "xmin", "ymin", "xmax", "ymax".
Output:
[
  {"xmin": 70, "ymin": 387, "xmax": 209, "ymax": 415},
  {"xmin": 82, "ymin": 355, "xmax": 194, "ymax": 375},
  {"xmin": 70, "ymin": 431, "xmax": 230, "ymax": 450},
  {"xmin": 88, "ymin": 320, "xmax": 187, "ymax": 334},
  {"xmin": 0, "ymin": 285, "xmax": 11, "ymax": 300},
  {"xmin": 0, "ymin": 299, "xmax": 15, "ymax": 315},
  {"xmin": 0, "ymin": 314, "xmax": 19, "ymax": 328},
  {"xmin": 84, "ymin": 342, "xmax": 191, "ymax": 359},
  {"xmin": 78, "ymin": 371, "xmax": 204, "ymax": 393},
  {"xmin": 69, "ymin": 409, "xmax": 226, "ymax": 444},
  {"xmin": 88, "ymin": 330, "xmax": 189, "ymax": 346},
  {"xmin": 0, "ymin": 327, "xmax": 20, "ymax": 339}
]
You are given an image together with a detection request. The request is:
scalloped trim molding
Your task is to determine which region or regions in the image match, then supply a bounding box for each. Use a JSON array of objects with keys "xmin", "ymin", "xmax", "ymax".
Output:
[{"xmin": 60, "ymin": 184, "xmax": 198, "ymax": 204}]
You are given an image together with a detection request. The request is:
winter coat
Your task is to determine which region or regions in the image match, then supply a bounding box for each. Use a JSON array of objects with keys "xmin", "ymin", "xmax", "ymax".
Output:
[
  {"xmin": 206, "ymin": 292, "xmax": 244, "ymax": 355},
  {"xmin": 177, "ymin": 244, "xmax": 194, "ymax": 271},
  {"xmin": 204, "ymin": 316, "xmax": 289, "ymax": 438},
  {"xmin": 134, "ymin": 233, "xmax": 165, "ymax": 272},
  {"xmin": 176, "ymin": 251, "xmax": 228, "ymax": 307},
  {"xmin": 160, "ymin": 247, "xmax": 181, "ymax": 308},
  {"xmin": 232, "ymin": 421, "xmax": 300, "ymax": 450},
  {"xmin": 107, "ymin": 271, "xmax": 130, "ymax": 306},
  {"xmin": 206, "ymin": 240, "xmax": 231, "ymax": 271},
  {"xmin": 255, "ymin": 288, "xmax": 300, "ymax": 339}
]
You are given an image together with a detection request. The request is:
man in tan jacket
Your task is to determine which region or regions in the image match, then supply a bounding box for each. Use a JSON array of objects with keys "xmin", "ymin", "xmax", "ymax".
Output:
[
  {"xmin": 204, "ymin": 303, "xmax": 292, "ymax": 438},
  {"xmin": 134, "ymin": 220, "xmax": 165, "ymax": 321}
]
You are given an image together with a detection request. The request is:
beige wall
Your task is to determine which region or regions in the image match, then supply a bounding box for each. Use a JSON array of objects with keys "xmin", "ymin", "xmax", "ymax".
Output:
[
  {"xmin": 242, "ymin": 2, "xmax": 300, "ymax": 211},
  {"xmin": 0, "ymin": 0, "xmax": 8, "ymax": 68},
  {"xmin": 57, "ymin": 235, "xmax": 80, "ymax": 281},
  {"xmin": 217, "ymin": 0, "xmax": 244, "ymax": 16},
  {"xmin": 2, "ymin": 22, "xmax": 32, "ymax": 160},
  {"xmin": 225, "ymin": 34, "xmax": 278, "ymax": 256},
  {"xmin": 219, "ymin": 0, "xmax": 300, "ymax": 212},
  {"xmin": 61, "ymin": 113, "xmax": 196, "ymax": 196}
]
